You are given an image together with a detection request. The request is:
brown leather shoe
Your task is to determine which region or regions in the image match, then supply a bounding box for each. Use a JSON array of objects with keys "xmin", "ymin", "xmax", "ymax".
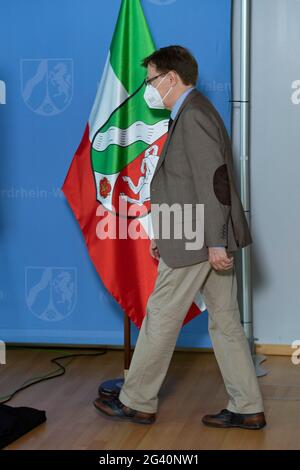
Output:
[
  {"xmin": 202, "ymin": 409, "xmax": 266, "ymax": 430},
  {"xmin": 93, "ymin": 396, "xmax": 156, "ymax": 425}
]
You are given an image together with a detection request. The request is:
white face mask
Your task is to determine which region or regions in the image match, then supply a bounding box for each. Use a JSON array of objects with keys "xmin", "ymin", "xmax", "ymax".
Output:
[{"xmin": 143, "ymin": 74, "xmax": 173, "ymax": 109}]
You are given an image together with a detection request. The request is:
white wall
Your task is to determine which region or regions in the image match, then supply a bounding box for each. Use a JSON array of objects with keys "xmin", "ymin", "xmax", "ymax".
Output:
[{"xmin": 232, "ymin": 0, "xmax": 300, "ymax": 345}]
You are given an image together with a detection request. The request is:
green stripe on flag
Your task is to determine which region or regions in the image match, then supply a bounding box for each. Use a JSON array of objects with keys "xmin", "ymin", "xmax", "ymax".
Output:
[
  {"xmin": 110, "ymin": 0, "xmax": 155, "ymax": 94},
  {"xmin": 92, "ymin": 141, "xmax": 148, "ymax": 175}
]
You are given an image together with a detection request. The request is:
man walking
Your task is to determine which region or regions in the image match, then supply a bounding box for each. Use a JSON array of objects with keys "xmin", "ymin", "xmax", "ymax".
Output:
[{"xmin": 94, "ymin": 46, "xmax": 266, "ymax": 430}]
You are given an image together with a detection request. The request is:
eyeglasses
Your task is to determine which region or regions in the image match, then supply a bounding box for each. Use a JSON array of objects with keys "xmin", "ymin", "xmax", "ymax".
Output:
[{"xmin": 144, "ymin": 73, "xmax": 166, "ymax": 86}]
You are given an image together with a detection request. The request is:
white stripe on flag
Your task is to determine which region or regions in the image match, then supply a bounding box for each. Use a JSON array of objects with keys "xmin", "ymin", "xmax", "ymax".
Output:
[
  {"xmin": 93, "ymin": 119, "xmax": 169, "ymax": 151},
  {"xmin": 89, "ymin": 53, "xmax": 129, "ymax": 141},
  {"xmin": 194, "ymin": 291, "xmax": 207, "ymax": 312}
]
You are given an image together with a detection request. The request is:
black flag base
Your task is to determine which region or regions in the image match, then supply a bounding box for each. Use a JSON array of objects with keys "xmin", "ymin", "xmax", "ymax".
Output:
[{"xmin": 98, "ymin": 378, "xmax": 124, "ymax": 398}]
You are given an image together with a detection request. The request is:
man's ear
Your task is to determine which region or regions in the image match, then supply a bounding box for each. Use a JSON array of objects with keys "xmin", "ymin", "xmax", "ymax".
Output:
[{"xmin": 169, "ymin": 70, "xmax": 178, "ymax": 86}]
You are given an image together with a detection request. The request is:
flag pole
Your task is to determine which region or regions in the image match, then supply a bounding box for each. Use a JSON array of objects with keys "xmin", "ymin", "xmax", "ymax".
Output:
[
  {"xmin": 239, "ymin": 0, "xmax": 266, "ymax": 376},
  {"xmin": 124, "ymin": 313, "xmax": 132, "ymax": 375},
  {"xmin": 98, "ymin": 313, "xmax": 131, "ymax": 397}
]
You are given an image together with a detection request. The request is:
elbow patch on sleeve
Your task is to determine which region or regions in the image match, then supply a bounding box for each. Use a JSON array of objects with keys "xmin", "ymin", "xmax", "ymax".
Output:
[{"xmin": 213, "ymin": 163, "xmax": 231, "ymax": 205}]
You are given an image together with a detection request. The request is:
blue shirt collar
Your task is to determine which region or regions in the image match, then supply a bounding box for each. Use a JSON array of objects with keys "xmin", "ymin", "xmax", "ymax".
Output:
[{"xmin": 170, "ymin": 87, "xmax": 195, "ymax": 120}]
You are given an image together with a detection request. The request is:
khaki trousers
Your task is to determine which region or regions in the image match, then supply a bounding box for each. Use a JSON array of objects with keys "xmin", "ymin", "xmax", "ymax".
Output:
[{"xmin": 119, "ymin": 256, "xmax": 264, "ymax": 414}]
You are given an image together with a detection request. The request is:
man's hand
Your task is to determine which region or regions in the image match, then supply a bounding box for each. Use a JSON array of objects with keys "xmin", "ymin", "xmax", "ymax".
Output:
[
  {"xmin": 208, "ymin": 247, "xmax": 234, "ymax": 271},
  {"xmin": 150, "ymin": 238, "xmax": 160, "ymax": 261}
]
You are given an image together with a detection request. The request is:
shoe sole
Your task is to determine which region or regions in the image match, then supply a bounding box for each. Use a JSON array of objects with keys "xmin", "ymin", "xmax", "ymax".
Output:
[
  {"xmin": 93, "ymin": 401, "xmax": 155, "ymax": 425},
  {"xmin": 202, "ymin": 421, "xmax": 266, "ymax": 430},
  {"xmin": 98, "ymin": 390, "xmax": 119, "ymax": 399}
]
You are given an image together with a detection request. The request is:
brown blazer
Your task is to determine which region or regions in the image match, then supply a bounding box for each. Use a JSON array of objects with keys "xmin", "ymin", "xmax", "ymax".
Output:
[{"xmin": 150, "ymin": 88, "xmax": 252, "ymax": 268}]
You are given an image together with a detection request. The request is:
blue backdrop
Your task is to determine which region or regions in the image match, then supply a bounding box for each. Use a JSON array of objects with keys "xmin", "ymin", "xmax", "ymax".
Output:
[{"xmin": 0, "ymin": 0, "xmax": 232, "ymax": 346}]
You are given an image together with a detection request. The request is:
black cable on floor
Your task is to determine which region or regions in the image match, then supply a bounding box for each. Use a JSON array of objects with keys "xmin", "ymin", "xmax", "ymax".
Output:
[{"xmin": 0, "ymin": 349, "xmax": 107, "ymax": 405}]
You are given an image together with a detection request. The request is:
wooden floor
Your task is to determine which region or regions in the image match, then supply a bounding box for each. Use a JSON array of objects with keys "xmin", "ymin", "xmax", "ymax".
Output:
[{"xmin": 1, "ymin": 348, "xmax": 300, "ymax": 450}]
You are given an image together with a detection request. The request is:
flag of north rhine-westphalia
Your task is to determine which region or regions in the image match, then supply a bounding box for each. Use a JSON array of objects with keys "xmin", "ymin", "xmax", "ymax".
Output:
[{"xmin": 62, "ymin": 0, "xmax": 204, "ymax": 328}]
